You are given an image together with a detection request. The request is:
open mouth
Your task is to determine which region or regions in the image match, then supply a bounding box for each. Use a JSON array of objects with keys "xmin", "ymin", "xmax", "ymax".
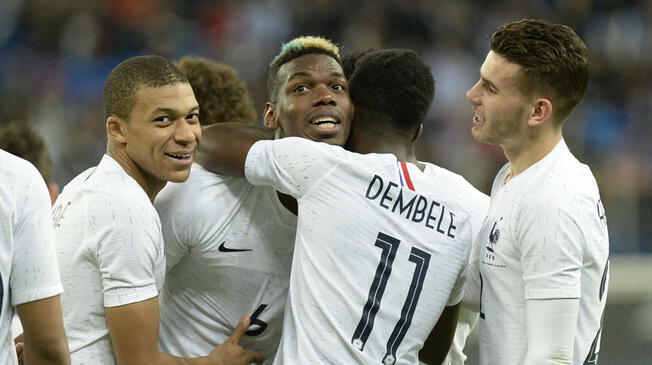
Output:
[
  {"xmin": 473, "ymin": 115, "xmax": 486, "ymax": 125},
  {"xmin": 164, "ymin": 152, "xmax": 193, "ymax": 164},
  {"xmin": 309, "ymin": 116, "xmax": 341, "ymax": 131}
]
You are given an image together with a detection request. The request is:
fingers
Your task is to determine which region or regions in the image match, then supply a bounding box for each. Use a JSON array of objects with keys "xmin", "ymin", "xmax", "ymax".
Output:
[
  {"xmin": 15, "ymin": 342, "xmax": 24, "ymax": 365},
  {"xmin": 246, "ymin": 350, "xmax": 264, "ymax": 364},
  {"xmin": 226, "ymin": 316, "xmax": 251, "ymax": 344}
]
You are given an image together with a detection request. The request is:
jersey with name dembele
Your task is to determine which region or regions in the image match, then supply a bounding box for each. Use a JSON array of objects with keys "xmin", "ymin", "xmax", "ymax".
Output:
[{"xmin": 245, "ymin": 137, "xmax": 486, "ymax": 365}]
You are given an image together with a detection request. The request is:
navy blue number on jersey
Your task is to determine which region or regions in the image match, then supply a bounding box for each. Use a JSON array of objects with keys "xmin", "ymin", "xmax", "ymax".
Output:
[
  {"xmin": 351, "ymin": 232, "xmax": 431, "ymax": 363},
  {"xmin": 246, "ymin": 304, "xmax": 269, "ymax": 336}
]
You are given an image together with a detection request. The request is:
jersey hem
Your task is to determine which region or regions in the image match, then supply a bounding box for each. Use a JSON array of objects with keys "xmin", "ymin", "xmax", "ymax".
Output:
[
  {"xmin": 104, "ymin": 285, "xmax": 158, "ymax": 307},
  {"xmin": 12, "ymin": 284, "xmax": 64, "ymax": 306},
  {"xmin": 524, "ymin": 287, "xmax": 581, "ymax": 300}
]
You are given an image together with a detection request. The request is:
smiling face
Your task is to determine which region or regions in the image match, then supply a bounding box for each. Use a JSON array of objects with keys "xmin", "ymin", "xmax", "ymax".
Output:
[
  {"xmin": 264, "ymin": 53, "xmax": 353, "ymax": 146},
  {"xmin": 121, "ymin": 82, "xmax": 201, "ymax": 186},
  {"xmin": 465, "ymin": 51, "xmax": 532, "ymax": 148}
]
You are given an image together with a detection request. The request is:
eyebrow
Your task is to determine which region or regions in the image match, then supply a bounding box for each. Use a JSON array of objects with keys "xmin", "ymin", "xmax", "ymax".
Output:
[
  {"xmin": 287, "ymin": 71, "xmax": 346, "ymax": 82},
  {"xmin": 481, "ymin": 77, "xmax": 498, "ymax": 91},
  {"xmin": 153, "ymin": 106, "xmax": 199, "ymax": 115}
]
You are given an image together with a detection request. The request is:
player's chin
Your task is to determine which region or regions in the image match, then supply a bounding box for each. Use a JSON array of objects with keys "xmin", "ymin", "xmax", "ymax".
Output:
[
  {"xmin": 163, "ymin": 167, "xmax": 192, "ymax": 183},
  {"xmin": 471, "ymin": 127, "xmax": 490, "ymax": 144},
  {"xmin": 312, "ymin": 132, "xmax": 348, "ymax": 147}
]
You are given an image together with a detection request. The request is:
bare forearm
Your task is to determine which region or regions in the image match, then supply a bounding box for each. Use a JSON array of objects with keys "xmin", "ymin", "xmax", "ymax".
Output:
[
  {"xmin": 197, "ymin": 123, "xmax": 274, "ymax": 177},
  {"xmin": 18, "ymin": 296, "xmax": 70, "ymax": 365},
  {"xmin": 23, "ymin": 337, "xmax": 69, "ymax": 365}
]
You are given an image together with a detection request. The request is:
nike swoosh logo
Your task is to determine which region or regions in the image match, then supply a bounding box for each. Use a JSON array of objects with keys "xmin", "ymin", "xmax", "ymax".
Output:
[{"xmin": 218, "ymin": 241, "xmax": 253, "ymax": 253}]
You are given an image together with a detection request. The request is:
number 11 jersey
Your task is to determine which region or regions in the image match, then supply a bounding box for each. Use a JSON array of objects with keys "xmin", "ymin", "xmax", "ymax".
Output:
[{"xmin": 245, "ymin": 138, "xmax": 488, "ymax": 364}]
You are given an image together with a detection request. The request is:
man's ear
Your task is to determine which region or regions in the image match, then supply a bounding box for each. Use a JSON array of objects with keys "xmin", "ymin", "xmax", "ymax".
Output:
[
  {"xmin": 106, "ymin": 116, "xmax": 128, "ymax": 144},
  {"xmin": 412, "ymin": 124, "xmax": 423, "ymax": 142},
  {"xmin": 263, "ymin": 102, "xmax": 279, "ymax": 130},
  {"xmin": 528, "ymin": 98, "xmax": 553, "ymax": 128}
]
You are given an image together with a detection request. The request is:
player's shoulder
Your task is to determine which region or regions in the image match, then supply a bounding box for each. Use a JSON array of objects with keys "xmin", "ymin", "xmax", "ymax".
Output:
[
  {"xmin": 536, "ymin": 147, "xmax": 599, "ymax": 199},
  {"xmin": 0, "ymin": 148, "xmax": 42, "ymax": 182},
  {"xmin": 421, "ymin": 161, "xmax": 490, "ymax": 207},
  {"xmin": 0, "ymin": 149, "xmax": 47, "ymax": 215},
  {"xmin": 63, "ymin": 155, "xmax": 152, "ymax": 212},
  {"xmin": 155, "ymin": 163, "xmax": 258, "ymax": 220},
  {"xmin": 523, "ymin": 161, "xmax": 600, "ymax": 219},
  {"xmin": 156, "ymin": 164, "xmax": 249, "ymax": 203},
  {"xmin": 263, "ymin": 137, "xmax": 350, "ymax": 159}
]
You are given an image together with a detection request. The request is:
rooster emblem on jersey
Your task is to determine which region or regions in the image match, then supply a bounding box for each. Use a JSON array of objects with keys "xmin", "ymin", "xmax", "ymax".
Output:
[{"xmin": 486, "ymin": 218, "xmax": 502, "ymax": 253}]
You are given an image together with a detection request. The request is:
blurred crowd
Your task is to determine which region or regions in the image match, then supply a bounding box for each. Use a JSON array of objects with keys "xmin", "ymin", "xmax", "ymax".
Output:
[{"xmin": 0, "ymin": 0, "xmax": 650, "ymax": 253}]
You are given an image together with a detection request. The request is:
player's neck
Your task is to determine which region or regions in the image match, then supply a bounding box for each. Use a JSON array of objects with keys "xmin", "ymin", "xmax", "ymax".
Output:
[
  {"xmin": 502, "ymin": 128, "xmax": 562, "ymax": 182},
  {"xmin": 351, "ymin": 134, "xmax": 424, "ymax": 171},
  {"xmin": 106, "ymin": 145, "xmax": 165, "ymax": 202}
]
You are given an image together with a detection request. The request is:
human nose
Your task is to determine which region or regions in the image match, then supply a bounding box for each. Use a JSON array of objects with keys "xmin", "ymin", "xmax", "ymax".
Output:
[
  {"xmin": 174, "ymin": 120, "xmax": 199, "ymax": 145},
  {"xmin": 312, "ymin": 86, "xmax": 336, "ymax": 106},
  {"xmin": 466, "ymin": 81, "xmax": 481, "ymax": 105}
]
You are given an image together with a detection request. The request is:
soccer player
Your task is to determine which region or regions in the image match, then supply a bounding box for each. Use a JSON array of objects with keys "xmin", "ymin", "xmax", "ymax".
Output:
[
  {"xmin": 154, "ymin": 37, "xmax": 353, "ymax": 363},
  {"xmin": 53, "ymin": 55, "xmax": 261, "ymax": 365},
  {"xmin": 464, "ymin": 19, "xmax": 609, "ymax": 364},
  {"xmin": 0, "ymin": 148, "xmax": 69, "ymax": 364},
  {"xmin": 197, "ymin": 48, "xmax": 489, "ymax": 364}
]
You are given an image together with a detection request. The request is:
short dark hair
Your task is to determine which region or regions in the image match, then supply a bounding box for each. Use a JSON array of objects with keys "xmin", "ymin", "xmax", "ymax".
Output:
[
  {"xmin": 348, "ymin": 49, "xmax": 434, "ymax": 134},
  {"xmin": 0, "ymin": 121, "xmax": 54, "ymax": 182},
  {"xmin": 104, "ymin": 55, "xmax": 189, "ymax": 119},
  {"xmin": 491, "ymin": 19, "xmax": 589, "ymax": 125},
  {"xmin": 177, "ymin": 56, "xmax": 257, "ymax": 126},
  {"xmin": 267, "ymin": 36, "xmax": 342, "ymax": 101},
  {"xmin": 341, "ymin": 49, "xmax": 375, "ymax": 80}
]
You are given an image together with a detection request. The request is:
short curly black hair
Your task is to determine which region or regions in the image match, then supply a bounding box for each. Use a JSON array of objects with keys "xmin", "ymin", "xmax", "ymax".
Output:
[
  {"xmin": 266, "ymin": 36, "xmax": 342, "ymax": 101},
  {"xmin": 341, "ymin": 49, "xmax": 375, "ymax": 80},
  {"xmin": 177, "ymin": 56, "xmax": 257, "ymax": 126},
  {"xmin": 348, "ymin": 49, "xmax": 434, "ymax": 133}
]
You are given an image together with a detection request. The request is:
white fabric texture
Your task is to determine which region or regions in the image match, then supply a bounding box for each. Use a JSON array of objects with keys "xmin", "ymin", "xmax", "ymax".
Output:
[
  {"xmin": 476, "ymin": 140, "xmax": 610, "ymax": 365},
  {"xmin": 155, "ymin": 164, "xmax": 296, "ymax": 363},
  {"xmin": 245, "ymin": 137, "xmax": 488, "ymax": 365},
  {"xmin": 55, "ymin": 154, "xmax": 165, "ymax": 365},
  {"xmin": 0, "ymin": 149, "xmax": 63, "ymax": 365}
]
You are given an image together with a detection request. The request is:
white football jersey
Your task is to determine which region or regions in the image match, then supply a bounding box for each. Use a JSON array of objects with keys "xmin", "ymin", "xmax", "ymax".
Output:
[
  {"xmin": 245, "ymin": 137, "xmax": 488, "ymax": 365},
  {"xmin": 155, "ymin": 164, "xmax": 296, "ymax": 363},
  {"xmin": 477, "ymin": 140, "xmax": 609, "ymax": 364},
  {"xmin": 0, "ymin": 150, "xmax": 63, "ymax": 365},
  {"xmin": 54, "ymin": 154, "xmax": 166, "ymax": 364}
]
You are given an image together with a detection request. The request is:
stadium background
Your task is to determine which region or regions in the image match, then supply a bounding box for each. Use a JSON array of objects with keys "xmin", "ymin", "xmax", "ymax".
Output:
[{"xmin": 0, "ymin": 0, "xmax": 649, "ymax": 363}]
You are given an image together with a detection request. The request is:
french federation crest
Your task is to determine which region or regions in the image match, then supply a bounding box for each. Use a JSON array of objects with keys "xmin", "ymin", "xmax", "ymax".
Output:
[{"xmin": 486, "ymin": 218, "xmax": 503, "ymax": 253}]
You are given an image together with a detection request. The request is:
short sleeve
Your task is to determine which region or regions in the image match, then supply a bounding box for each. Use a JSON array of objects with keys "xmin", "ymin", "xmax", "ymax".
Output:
[
  {"xmin": 244, "ymin": 137, "xmax": 348, "ymax": 198},
  {"xmin": 94, "ymin": 198, "xmax": 163, "ymax": 307},
  {"xmin": 518, "ymin": 194, "xmax": 584, "ymax": 300},
  {"xmin": 11, "ymin": 168, "xmax": 63, "ymax": 306}
]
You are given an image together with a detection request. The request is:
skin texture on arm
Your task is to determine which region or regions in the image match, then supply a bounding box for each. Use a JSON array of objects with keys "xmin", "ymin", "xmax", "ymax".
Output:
[
  {"xmin": 196, "ymin": 124, "xmax": 274, "ymax": 178},
  {"xmin": 523, "ymin": 298, "xmax": 579, "ymax": 365},
  {"xmin": 106, "ymin": 297, "xmax": 262, "ymax": 365},
  {"xmin": 16, "ymin": 295, "xmax": 70, "ymax": 365},
  {"xmin": 420, "ymin": 303, "xmax": 460, "ymax": 365}
]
